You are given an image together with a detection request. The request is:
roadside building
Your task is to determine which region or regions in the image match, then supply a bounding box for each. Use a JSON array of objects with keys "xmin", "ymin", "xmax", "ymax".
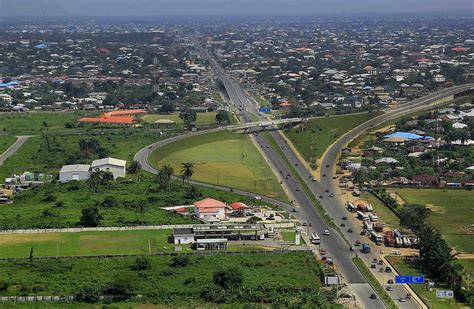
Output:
[
  {"xmin": 90, "ymin": 157, "xmax": 126, "ymax": 179},
  {"xmin": 59, "ymin": 164, "xmax": 90, "ymax": 182},
  {"xmin": 193, "ymin": 198, "xmax": 226, "ymax": 220},
  {"xmin": 172, "ymin": 228, "xmax": 195, "ymax": 245}
]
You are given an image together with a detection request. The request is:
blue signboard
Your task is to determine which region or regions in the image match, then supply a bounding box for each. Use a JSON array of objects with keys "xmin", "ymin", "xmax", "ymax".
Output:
[
  {"xmin": 395, "ymin": 275, "xmax": 425, "ymax": 284},
  {"xmin": 259, "ymin": 107, "xmax": 271, "ymax": 113}
]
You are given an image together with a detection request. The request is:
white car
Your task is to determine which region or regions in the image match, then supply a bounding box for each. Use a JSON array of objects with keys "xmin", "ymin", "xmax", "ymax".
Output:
[{"xmin": 323, "ymin": 230, "xmax": 330, "ymax": 236}]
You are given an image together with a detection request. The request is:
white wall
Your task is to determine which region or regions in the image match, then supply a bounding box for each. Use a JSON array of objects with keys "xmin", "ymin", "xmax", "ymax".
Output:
[
  {"xmin": 59, "ymin": 171, "xmax": 90, "ymax": 183},
  {"xmin": 93, "ymin": 164, "xmax": 125, "ymax": 179}
]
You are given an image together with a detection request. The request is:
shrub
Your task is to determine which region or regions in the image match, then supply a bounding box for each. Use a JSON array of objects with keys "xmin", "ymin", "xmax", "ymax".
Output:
[
  {"xmin": 75, "ymin": 285, "xmax": 102, "ymax": 303},
  {"xmin": 213, "ymin": 267, "xmax": 243, "ymax": 289},
  {"xmin": 131, "ymin": 256, "xmax": 152, "ymax": 271},
  {"xmin": 170, "ymin": 255, "xmax": 190, "ymax": 268}
]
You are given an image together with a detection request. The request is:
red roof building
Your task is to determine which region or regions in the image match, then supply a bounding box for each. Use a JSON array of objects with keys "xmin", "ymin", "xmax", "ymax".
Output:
[
  {"xmin": 78, "ymin": 109, "xmax": 146, "ymax": 125},
  {"xmin": 230, "ymin": 202, "xmax": 248, "ymax": 210},
  {"xmin": 193, "ymin": 198, "xmax": 226, "ymax": 220}
]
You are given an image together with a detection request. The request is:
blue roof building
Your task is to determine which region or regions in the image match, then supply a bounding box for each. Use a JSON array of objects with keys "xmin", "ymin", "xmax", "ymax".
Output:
[{"xmin": 384, "ymin": 132, "xmax": 433, "ymax": 140}]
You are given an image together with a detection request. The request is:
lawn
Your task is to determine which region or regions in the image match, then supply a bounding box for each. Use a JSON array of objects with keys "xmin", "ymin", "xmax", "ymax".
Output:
[
  {"xmin": 285, "ymin": 112, "xmax": 376, "ymax": 163},
  {"xmin": 387, "ymin": 256, "xmax": 465, "ymax": 309},
  {"xmin": 279, "ymin": 229, "xmax": 297, "ymax": 243},
  {"xmin": 0, "ymin": 135, "xmax": 16, "ymax": 154},
  {"xmin": 362, "ymin": 192, "xmax": 401, "ymax": 229},
  {"xmin": 392, "ymin": 188, "xmax": 474, "ymax": 253},
  {"xmin": 0, "ymin": 176, "xmax": 265, "ymax": 230},
  {"xmin": 0, "ymin": 253, "xmax": 334, "ymax": 307},
  {"xmin": 0, "ymin": 230, "xmax": 176, "ymax": 258},
  {"xmin": 143, "ymin": 112, "xmax": 237, "ymax": 125},
  {"xmin": 150, "ymin": 130, "xmax": 287, "ymax": 200}
]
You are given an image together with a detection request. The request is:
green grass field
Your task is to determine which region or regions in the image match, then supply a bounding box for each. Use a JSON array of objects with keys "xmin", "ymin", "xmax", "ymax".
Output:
[
  {"xmin": 393, "ymin": 188, "xmax": 474, "ymax": 253},
  {"xmin": 0, "ymin": 112, "xmax": 96, "ymax": 134},
  {"xmin": 362, "ymin": 192, "xmax": 401, "ymax": 229},
  {"xmin": 0, "ymin": 230, "xmax": 175, "ymax": 258},
  {"xmin": 150, "ymin": 131, "xmax": 287, "ymax": 200},
  {"xmin": 285, "ymin": 112, "xmax": 376, "ymax": 162},
  {"xmin": 0, "ymin": 253, "xmax": 329, "ymax": 307},
  {"xmin": 387, "ymin": 256, "xmax": 465, "ymax": 309},
  {"xmin": 0, "ymin": 135, "xmax": 16, "ymax": 154},
  {"xmin": 143, "ymin": 112, "xmax": 237, "ymax": 125}
]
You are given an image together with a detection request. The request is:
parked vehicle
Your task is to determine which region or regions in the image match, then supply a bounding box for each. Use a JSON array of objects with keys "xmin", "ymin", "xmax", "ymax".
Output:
[
  {"xmin": 357, "ymin": 211, "xmax": 369, "ymax": 220},
  {"xmin": 368, "ymin": 212, "xmax": 378, "ymax": 222},
  {"xmin": 371, "ymin": 231, "xmax": 383, "ymax": 245}
]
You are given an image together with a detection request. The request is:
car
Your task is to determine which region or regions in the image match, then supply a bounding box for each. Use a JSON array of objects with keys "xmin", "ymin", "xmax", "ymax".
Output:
[
  {"xmin": 295, "ymin": 187, "xmax": 300, "ymax": 191},
  {"xmin": 373, "ymin": 258, "xmax": 378, "ymax": 263},
  {"xmin": 329, "ymin": 194, "xmax": 334, "ymax": 197},
  {"xmin": 354, "ymin": 240, "xmax": 361, "ymax": 246},
  {"xmin": 347, "ymin": 229, "xmax": 353, "ymax": 233},
  {"xmin": 378, "ymin": 260, "xmax": 383, "ymax": 265},
  {"xmin": 325, "ymin": 189, "xmax": 329, "ymax": 192},
  {"xmin": 323, "ymin": 230, "xmax": 330, "ymax": 235},
  {"xmin": 319, "ymin": 195, "xmax": 323, "ymax": 198},
  {"xmin": 386, "ymin": 286, "xmax": 394, "ymax": 291},
  {"xmin": 399, "ymin": 298, "xmax": 406, "ymax": 302},
  {"xmin": 340, "ymin": 223, "xmax": 346, "ymax": 227},
  {"xmin": 342, "ymin": 216, "xmax": 347, "ymax": 220},
  {"xmin": 292, "ymin": 208, "xmax": 298, "ymax": 213},
  {"xmin": 322, "ymin": 174, "xmax": 326, "ymax": 177},
  {"xmin": 254, "ymin": 195, "xmax": 262, "ymax": 200},
  {"xmin": 326, "ymin": 164, "xmax": 330, "ymax": 168},
  {"xmin": 302, "ymin": 222, "xmax": 308, "ymax": 226},
  {"xmin": 370, "ymin": 264, "xmax": 376, "ymax": 269},
  {"xmin": 360, "ymin": 230, "xmax": 366, "ymax": 235},
  {"xmin": 385, "ymin": 267, "xmax": 392, "ymax": 273},
  {"xmin": 295, "ymin": 163, "xmax": 298, "ymax": 166},
  {"xmin": 332, "ymin": 176, "xmax": 337, "ymax": 179},
  {"xmin": 369, "ymin": 294, "xmax": 377, "ymax": 299},
  {"xmin": 387, "ymin": 279, "xmax": 394, "ymax": 285},
  {"xmin": 311, "ymin": 177, "xmax": 316, "ymax": 182}
]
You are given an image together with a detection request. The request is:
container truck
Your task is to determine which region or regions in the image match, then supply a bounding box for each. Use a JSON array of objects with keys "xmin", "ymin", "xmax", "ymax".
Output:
[
  {"xmin": 364, "ymin": 221, "xmax": 373, "ymax": 232},
  {"xmin": 357, "ymin": 211, "xmax": 369, "ymax": 220},
  {"xmin": 371, "ymin": 231, "xmax": 383, "ymax": 245},
  {"xmin": 368, "ymin": 212, "xmax": 378, "ymax": 222}
]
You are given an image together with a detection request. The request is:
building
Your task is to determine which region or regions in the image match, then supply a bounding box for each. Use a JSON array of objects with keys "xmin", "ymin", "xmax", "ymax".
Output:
[
  {"xmin": 59, "ymin": 164, "xmax": 91, "ymax": 182},
  {"xmin": 193, "ymin": 198, "xmax": 226, "ymax": 220},
  {"xmin": 90, "ymin": 157, "xmax": 126, "ymax": 179},
  {"xmin": 194, "ymin": 238, "xmax": 228, "ymax": 250},
  {"xmin": 78, "ymin": 109, "xmax": 146, "ymax": 125},
  {"xmin": 172, "ymin": 228, "xmax": 195, "ymax": 245}
]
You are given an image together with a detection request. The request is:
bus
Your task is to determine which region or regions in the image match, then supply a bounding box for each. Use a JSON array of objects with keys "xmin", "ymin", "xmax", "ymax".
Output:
[{"xmin": 311, "ymin": 233, "xmax": 321, "ymax": 244}]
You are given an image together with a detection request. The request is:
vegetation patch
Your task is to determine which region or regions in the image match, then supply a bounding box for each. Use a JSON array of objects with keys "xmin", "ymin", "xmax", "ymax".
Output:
[
  {"xmin": 150, "ymin": 130, "xmax": 287, "ymax": 200},
  {"xmin": 0, "ymin": 135, "xmax": 16, "ymax": 155}
]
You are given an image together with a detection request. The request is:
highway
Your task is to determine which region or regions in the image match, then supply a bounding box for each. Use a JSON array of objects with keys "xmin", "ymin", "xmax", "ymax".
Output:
[
  {"xmin": 193, "ymin": 40, "xmax": 388, "ymax": 309},
  {"xmin": 0, "ymin": 136, "xmax": 31, "ymax": 166}
]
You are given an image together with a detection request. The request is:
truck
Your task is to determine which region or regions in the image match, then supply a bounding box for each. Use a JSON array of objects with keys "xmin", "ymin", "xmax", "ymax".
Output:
[
  {"xmin": 403, "ymin": 237, "xmax": 411, "ymax": 247},
  {"xmin": 362, "ymin": 243, "xmax": 371, "ymax": 253},
  {"xmin": 347, "ymin": 202, "xmax": 357, "ymax": 212},
  {"xmin": 366, "ymin": 204, "xmax": 373, "ymax": 212},
  {"xmin": 357, "ymin": 211, "xmax": 369, "ymax": 221},
  {"xmin": 393, "ymin": 229, "xmax": 403, "ymax": 239},
  {"xmin": 364, "ymin": 221, "xmax": 373, "ymax": 232},
  {"xmin": 371, "ymin": 231, "xmax": 383, "ymax": 245},
  {"xmin": 368, "ymin": 212, "xmax": 378, "ymax": 222},
  {"xmin": 395, "ymin": 237, "xmax": 403, "ymax": 248},
  {"xmin": 384, "ymin": 232, "xmax": 396, "ymax": 247},
  {"xmin": 374, "ymin": 223, "xmax": 384, "ymax": 232},
  {"xmin": 357, "ymin": 204, "xmax": 368, "ymax": 212},
  {"xmin": 352, "ymin": 188, "xmax": 361, "ymax": 196}
]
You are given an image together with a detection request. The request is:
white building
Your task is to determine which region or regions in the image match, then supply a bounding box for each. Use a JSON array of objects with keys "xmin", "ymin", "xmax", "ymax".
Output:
[
  {"xmin": 90, "ymin": 157, "xmax": 126, "ymax": 179},
  {"xmin": 59, "ymin": 164, "xmax": 91, "ymax": 182},
  {"xmin": 193, "ymin": 198, "xmax": 226, "ymax": 221}
]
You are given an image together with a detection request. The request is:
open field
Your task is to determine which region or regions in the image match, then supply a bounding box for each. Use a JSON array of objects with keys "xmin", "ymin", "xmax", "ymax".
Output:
[
  {"xmin": 0, "ymin": 230, "xmax": 174, "ymax": 258},
  {"xmin": 387, "ymin": 256, "xmax": 465, "ymax": 309},
  {"xmin": 0, "ymin": 177, "xmax": 266, "ymax": 230},
  {"xmin": 143, "ymin": 112, "xmax": 237, "ymax": 125},
  {"xmin": 285, "ymin": 112, "xmax": 376, "ymax": 162},
  {"xmin": 0, "ymin": 112, "xmax": 96, "ymax": 134},
  {"xmin": 391, "ymin": 188, "xmax": 474, "ymax": 253},
  {"xmin": 361, "ymin": 192, "xmax": 401, "ymax": 230},
  {"xmin": 150, "ymin": 130, "xmax": 287, "ymax": 200},
  {"xmin": 0, "ymin": 135, "xmax": 16, "ymax": 154},
  {"xmin": 0, "ymin": 253, "xmax": 334, "ymax": 307}
]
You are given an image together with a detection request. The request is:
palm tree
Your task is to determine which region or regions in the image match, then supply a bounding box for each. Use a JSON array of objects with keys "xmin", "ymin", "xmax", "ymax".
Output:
[
  {"xmin": 133, "ymin": 200, "xmax": 148, "ymax": 223},
  {"xmin": 181, "ymin": 162, "xmax": 195, "ymax": 185},
  {"xmin": 159, "ymin": 164, "xmax": 174, "ymax": 190},
  {"xmin": 127, "ymin": 160, "xmax": 142, "ymax": 174}
]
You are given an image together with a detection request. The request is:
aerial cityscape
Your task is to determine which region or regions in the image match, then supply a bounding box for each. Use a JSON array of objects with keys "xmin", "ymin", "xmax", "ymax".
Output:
[{"xmin": 0, "ymin": 1, "xmax": 473, "ymax": 308}]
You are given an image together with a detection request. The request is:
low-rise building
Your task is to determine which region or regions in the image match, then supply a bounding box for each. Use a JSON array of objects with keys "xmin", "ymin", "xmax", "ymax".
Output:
[
  {"xmin": 59, "ymin": 164, "xmax": 91, "ymax": 182},
  {"xmin": 90, "ymin": 157, "xmax": 126, "ymax": 179}
]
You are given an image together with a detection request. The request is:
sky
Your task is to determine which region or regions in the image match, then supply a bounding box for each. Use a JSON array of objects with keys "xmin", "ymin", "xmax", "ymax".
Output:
[{"xmin": 0, "ymin": 0, "xmax": 472, "ymax": 17}]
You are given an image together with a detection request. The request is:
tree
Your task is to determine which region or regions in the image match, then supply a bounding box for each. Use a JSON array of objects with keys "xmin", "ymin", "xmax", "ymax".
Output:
[
  {"xmin": 215, "ymin": 110, "xmax": 230, "ymax": 125},
  {"xmin": 184, "ymin": 185, "xmax": 201, "ymax": 199},
  {"xmin": 399, "ymin": 204, "xmax": 431, "ymax": 230},
  {"xmin": 213, "ymin": 267, "xmax": 243, "ymax": 289},
  {"xmin": 79, "ymin": 206, "xmax": 103, "ymax": 227},
  {"xmin": 127, "ymin": 160, "xmax": 141, "ymax": 174},
  {"xmin": 246, "ymin": 216, "xmax": 262, "ymax": 224},
  {"xmin": 75, "ymin": 285, "xmax": 101, "ymax": 303},
  {"xmin": 104, "ymin": 273, "xmax": 138, "ymax": 299},
  {"xmin": 179, "ymin": 109, "xmax": 197, "ymax": 128},
  {"xmin": 181, "ymin": 162, "xmax": 195, "ymax": 184},
  {"xmin": 157, "ymin": 164, "xmax": 174, "ymax": 190}
]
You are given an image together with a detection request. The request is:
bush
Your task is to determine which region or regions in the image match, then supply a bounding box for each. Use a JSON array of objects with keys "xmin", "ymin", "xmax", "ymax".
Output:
[
  {"xmin": 104, "ymin": 273, "xmax": 138, "ymax": 299},
  {"xmin": 43, "ymin": 194, "xmax": 57, "ymax": 202},
  {"xmin": 101, "ymin": 196, "xmax": 118, "ymax": 208},
  {"xmin": 213, "ymin": 267, "xmax": 243, "ymax": 289},
  {"xmin": 170, "ymin": 255, "xmax": 190, "ymax": 268},
  {"xmin": 75, "ymin": 285, "xmax": 102, "ymax": 303},
  {"xmin": 131, "ymin": 256, "xmax": 152, "ymax": 271}
]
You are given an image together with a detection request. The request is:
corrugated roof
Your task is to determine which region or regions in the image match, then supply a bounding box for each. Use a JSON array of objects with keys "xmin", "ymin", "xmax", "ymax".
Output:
[
  {"xmin": 91, "ymin": 157, "xmax": 126, "ymax": 168},
  {"xmin": 60, "ymin": 164, "xmax": 91, "ymax": 173}
]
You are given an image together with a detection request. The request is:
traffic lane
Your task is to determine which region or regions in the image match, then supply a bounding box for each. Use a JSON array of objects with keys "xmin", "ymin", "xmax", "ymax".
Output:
[{"xmin": 351, "ymin": 283, "xmax": 387, "ymax": 309}]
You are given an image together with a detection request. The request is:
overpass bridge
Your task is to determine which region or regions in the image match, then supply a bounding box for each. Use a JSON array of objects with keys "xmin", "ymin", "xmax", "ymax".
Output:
[{"xmin": 226, "ymin": 117, "xmax": 304, "ymax": 132}]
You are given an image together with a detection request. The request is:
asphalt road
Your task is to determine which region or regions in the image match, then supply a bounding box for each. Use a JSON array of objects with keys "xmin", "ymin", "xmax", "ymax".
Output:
[{"xmin": 0, "ymin": 136, "xmax": 31, "ymax": 166}]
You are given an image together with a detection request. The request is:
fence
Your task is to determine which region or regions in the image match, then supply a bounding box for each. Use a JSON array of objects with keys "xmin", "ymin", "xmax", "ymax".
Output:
[{"xmin": 0, "ymin": 222, "xmax": 295, "ymax": 234}]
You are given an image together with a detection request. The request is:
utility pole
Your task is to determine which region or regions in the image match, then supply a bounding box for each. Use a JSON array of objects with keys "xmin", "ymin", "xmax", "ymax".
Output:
[
  {"xmin": 56, "ymin": 237, "xmax": 59, "ymax": 258},
  {"xmin": 153, "ymin": 56, "xmax": 160, "ymax": 93},
  {"xmin": 148, "ymin": 239, "xmax": 152, "ymax": 254}
]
